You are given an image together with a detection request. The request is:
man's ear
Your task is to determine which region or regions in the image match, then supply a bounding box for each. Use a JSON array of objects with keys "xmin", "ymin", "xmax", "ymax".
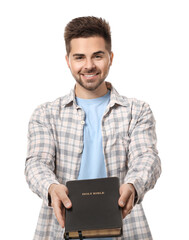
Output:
[
  {"xmin": 110, "ymin": 51, "xmax": 114, "ymax": 66},
  {"xmin": 65, "ymin": 55, "xmax": 70, "ymax": 68}
]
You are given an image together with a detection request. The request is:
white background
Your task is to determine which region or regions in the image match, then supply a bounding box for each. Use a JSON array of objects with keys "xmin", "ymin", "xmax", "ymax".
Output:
[{"xmin": 0, "ymin": 0, "xmax": 189, "ymax": 239}]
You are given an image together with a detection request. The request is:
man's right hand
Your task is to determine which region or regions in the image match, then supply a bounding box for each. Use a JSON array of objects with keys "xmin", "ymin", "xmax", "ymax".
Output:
[{"xmin": 48, "ymin": 183, "xmax": 72, "ymax": 228}]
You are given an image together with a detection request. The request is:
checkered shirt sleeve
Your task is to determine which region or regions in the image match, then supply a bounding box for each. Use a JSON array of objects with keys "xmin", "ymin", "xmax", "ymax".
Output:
[
  {"xmin": 124, "ymin": 101, "xmax": 161, "ymax": 204},
  {"xmin": 25, "ymin": 103, "xmax": 59, "ymax": 206}
]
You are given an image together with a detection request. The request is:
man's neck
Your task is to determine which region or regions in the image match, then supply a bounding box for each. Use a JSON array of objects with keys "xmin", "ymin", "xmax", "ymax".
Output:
[{"xmin": 75, "ymin": 82, "xmax": 108, "ymax": 99}]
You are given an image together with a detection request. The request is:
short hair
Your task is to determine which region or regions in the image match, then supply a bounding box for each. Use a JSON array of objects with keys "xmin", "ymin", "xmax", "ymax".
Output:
[{"xmin": 64, "ymin": 16, "xmax": 111, "ymax": 55}]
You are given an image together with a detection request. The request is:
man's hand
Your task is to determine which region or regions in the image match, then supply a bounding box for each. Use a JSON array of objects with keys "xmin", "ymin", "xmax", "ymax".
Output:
[
  {"xmin": 48, "ymin": 184, "xmax": 72, "ymax": 228},
  {"xmin": 118, "ymin": 183, "xmax": 136, "ymax": 219}
]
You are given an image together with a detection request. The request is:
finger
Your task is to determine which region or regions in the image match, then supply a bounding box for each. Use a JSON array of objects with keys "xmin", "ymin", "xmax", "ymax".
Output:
[
  {"xmin": 126, "ymin": 192, "xmax": 134, "ymax": 211},
  {"xmin": 60, "ymin": 191, "xmax": 72, "ymax": 209},
  {"xmin": 53, "ymin": 200, "xmax": 65, "ymax": 228},
  {"xmin": 128, "ymin": 209, "xmax": 132, "ymax": 214},
  {"xmin": 122, "ymin": 193, "xmax": 134, "ymax": 219},
  {"xmin": 118, "ymin": 190, "xmax": 132, "ymax": 208},
  {"xmin": 118, "ymin": 183, "xmax": 136, "ymax": 207},
  {"xmin": 56, "ymin": 185, "xmax": 72, "ymax": 209},
  {"xmin": 62, "ymin": 207, "xmax": 66, "ymax": 226},
  {"xmin": 122, "ymin": 208, "xmax": 132, "ymax": 218}
]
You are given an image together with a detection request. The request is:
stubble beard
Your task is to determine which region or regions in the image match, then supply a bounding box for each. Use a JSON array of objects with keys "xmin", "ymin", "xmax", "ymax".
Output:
[
  {"xmin": 75, "ymin": 77, "xmax": 105, "ymax": 91},
  {"xmin": 73, "ymin": 68, "xmax": 110, "ymax": 91}
]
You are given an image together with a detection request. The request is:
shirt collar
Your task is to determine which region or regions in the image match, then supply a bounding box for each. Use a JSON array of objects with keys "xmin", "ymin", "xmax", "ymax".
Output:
[{"xmin": 62, "ymin": 81, "xmax": 129, "ymax": 108}]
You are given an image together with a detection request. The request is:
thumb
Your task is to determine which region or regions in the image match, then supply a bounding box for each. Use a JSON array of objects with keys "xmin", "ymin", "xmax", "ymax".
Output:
[
  {"xmin": 62, "ymin": 193, "xmax": 72, "ymax": 209},
  {"xmin": 118, "ymin": 184, "xmax": 133, "ymax": 207},
  {"xmin": 59, "ymin": 186, "xmax": 72, "ymax": 209}
]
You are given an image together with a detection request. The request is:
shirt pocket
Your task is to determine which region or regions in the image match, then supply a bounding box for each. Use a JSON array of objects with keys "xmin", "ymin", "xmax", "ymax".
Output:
[{"xmin": 109, "ymin": 133, "xmax": 130, "ymax": 171}]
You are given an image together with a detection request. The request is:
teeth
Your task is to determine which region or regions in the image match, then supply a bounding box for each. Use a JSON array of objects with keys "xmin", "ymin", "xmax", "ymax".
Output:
[{"xmin": 85, "ymin": 75, "xmax": 95, "ymax": 77}]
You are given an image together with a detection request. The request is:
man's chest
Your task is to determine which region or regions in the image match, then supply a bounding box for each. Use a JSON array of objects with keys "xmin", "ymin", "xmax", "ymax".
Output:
[{"xmin": 50, "ymin": 106, "xmax": 132, "ymax": 181}]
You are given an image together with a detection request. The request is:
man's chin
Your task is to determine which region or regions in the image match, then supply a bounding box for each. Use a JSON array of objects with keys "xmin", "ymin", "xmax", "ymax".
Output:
[
  {"xmin": 76, "ymin": 79, "xmax": 105, "ymax": 91},
  {"xmin": 81, "ymin": 84, "xmax": 99, "ymax": 91}
]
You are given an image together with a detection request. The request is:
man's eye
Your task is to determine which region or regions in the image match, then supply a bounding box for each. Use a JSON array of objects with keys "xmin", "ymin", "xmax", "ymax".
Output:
[
  {"xmin": 95, "ymin": 55, "xmax": 102, "ymax": 59},
  {"xmin": 75, "ymin": 56, "xmax": 83, "ymax": 60}
]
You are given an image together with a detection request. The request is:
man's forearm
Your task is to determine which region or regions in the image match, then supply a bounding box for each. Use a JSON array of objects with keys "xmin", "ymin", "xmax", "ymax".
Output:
[{"xmin": 25, "ymin": 156, "xmax": 60, "ymax": 206}]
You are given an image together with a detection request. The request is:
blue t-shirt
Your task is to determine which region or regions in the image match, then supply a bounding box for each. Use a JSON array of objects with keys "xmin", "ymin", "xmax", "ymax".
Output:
[
  {"xmin": 76, "ymin": 91, "xmax": 112, "ymax": 240},
  {"xmin": 76, "ymin": 91, "xmax": 110, "ymax": 180}
]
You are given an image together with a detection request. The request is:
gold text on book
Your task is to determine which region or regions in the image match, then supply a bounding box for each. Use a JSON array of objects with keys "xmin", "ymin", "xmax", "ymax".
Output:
[{"xmin": 82, "ymin": 192, "xmax": 105, "ymax": 196}]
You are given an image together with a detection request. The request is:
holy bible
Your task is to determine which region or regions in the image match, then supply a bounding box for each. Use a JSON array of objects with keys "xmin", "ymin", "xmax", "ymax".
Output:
[{"xmin": 64, "ymin": 177, "xmax": 122, "ymax": 239}]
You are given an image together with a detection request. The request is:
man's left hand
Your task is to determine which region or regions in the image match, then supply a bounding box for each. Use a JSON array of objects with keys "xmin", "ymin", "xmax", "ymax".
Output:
[{"xmin": 118, "ymin": 183, "xmax": 136, "ymax": 219}]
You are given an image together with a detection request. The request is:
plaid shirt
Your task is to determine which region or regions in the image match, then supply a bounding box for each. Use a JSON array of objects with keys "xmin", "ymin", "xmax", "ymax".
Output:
[{"xmin": 25, "ymin": 82, "xmax": 161, "ymax": 240}]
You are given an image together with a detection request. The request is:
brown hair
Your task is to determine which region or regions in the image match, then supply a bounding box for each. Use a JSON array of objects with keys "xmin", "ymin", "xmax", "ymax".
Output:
[{"xmin": 64, "ymin": 16, "xmax": 111, "ymax": 55}]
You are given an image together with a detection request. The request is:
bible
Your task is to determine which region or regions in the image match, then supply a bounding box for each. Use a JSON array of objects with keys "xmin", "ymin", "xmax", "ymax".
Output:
[{"xmin": 64, "ymin": 177, "xmax": 122, "ymax": 239}]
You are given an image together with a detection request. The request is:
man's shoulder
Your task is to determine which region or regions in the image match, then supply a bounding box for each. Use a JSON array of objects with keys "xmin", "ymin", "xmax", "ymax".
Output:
[
  {"xmin": 111, "ymin": 84, "xmax": 149, "ymax": 110},
  {"xmin": 118, "ymin": 93, "xmax": 149, "ymax": 110},
  {"xmin": 31, "ymin": 92, "xmax": 71, "ymax": 118},
  {"xmin": 37, "ymin": 93, "xmax": 70, "ymax": 110},
  {"xmin": 117, "ymin": 94, "xmax": 153, "ymax": 122}
]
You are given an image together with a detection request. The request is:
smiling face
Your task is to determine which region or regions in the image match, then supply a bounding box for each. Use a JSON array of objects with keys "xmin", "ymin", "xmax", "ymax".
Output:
[{"xmin": 66, "ymin": 36, "xmax": 113, "ymax": 97}]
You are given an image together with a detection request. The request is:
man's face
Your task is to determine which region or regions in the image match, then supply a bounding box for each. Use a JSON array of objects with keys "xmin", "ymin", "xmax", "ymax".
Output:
[{"xmin": 66, "ymin": 36, "xmax": 113, "ymax": 91}]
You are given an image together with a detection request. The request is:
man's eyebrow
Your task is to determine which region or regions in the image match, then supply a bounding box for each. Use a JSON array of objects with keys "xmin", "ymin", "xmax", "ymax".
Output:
[
  {"xmin": 72, "ymin": 51, "xmax": 105, "ymax": 57},
  {"xmin": 93, "ymin": 51, "xmax": 105, "ymax": 55},
  {"xmin": 72, "ymin": 53, "xmax": 85, "ymax": 57}
]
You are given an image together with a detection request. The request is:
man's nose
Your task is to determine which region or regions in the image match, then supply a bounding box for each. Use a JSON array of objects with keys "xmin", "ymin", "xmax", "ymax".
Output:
[{"xmin": 84, "ymin": 58, "xmax": 95, "ymax": 70}]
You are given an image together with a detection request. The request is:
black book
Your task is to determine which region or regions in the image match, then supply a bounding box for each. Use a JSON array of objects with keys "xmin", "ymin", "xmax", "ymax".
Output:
[{"xmin": 64, "ymin": 177, "xmax": 123, "ymax": 239}]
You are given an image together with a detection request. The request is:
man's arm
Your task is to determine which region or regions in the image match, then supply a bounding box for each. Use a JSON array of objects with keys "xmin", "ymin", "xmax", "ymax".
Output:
[
  {"xmin": 25, "ymin": 104, "xmax": 60, "ymax": 206},
  {"xmin": 118, "ymin": 101, "xmax": 161, "ymax": 216}
]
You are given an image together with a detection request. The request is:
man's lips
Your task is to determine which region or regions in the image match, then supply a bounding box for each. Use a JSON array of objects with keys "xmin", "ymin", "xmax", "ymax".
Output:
[{"xmin": 80, "ymin": 73, "xmax": 100, "ymax": 79}]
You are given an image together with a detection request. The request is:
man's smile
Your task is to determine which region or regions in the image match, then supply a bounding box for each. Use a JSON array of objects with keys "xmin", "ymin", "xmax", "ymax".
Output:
[{"xmin": 80, "ymin": 72, "xmax": 100, "ymax": 80}]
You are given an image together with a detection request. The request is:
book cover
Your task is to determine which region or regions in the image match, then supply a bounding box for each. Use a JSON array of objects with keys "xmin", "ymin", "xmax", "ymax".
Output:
[{"xmin": 64, "ymin": 177, "xmax": 122, "ymax": 239}]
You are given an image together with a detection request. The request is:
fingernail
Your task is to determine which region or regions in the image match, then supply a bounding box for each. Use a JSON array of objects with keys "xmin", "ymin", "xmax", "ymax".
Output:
[
  {"xmin": 120, "ymin": 200, "xmax": 125, "ymax": 206},
  {"xmin": 65, "ymin": 202, "xmax": 70, "ymax": 208}
]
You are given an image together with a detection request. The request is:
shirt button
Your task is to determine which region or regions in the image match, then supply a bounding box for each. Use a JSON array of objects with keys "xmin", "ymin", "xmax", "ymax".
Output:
[
  {"xmin": 79, "ymin": 149, "xmax": 83, "ymax": 154},
  {"xmin": 81, "ymin": 120, "xmax": 85, "ymax": 125}
]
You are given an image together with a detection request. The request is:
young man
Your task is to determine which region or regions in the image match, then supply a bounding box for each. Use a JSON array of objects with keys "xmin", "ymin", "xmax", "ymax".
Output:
[{"xmin": 25, "ymin": 16, "xmax": 161, "ymax": 240}]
